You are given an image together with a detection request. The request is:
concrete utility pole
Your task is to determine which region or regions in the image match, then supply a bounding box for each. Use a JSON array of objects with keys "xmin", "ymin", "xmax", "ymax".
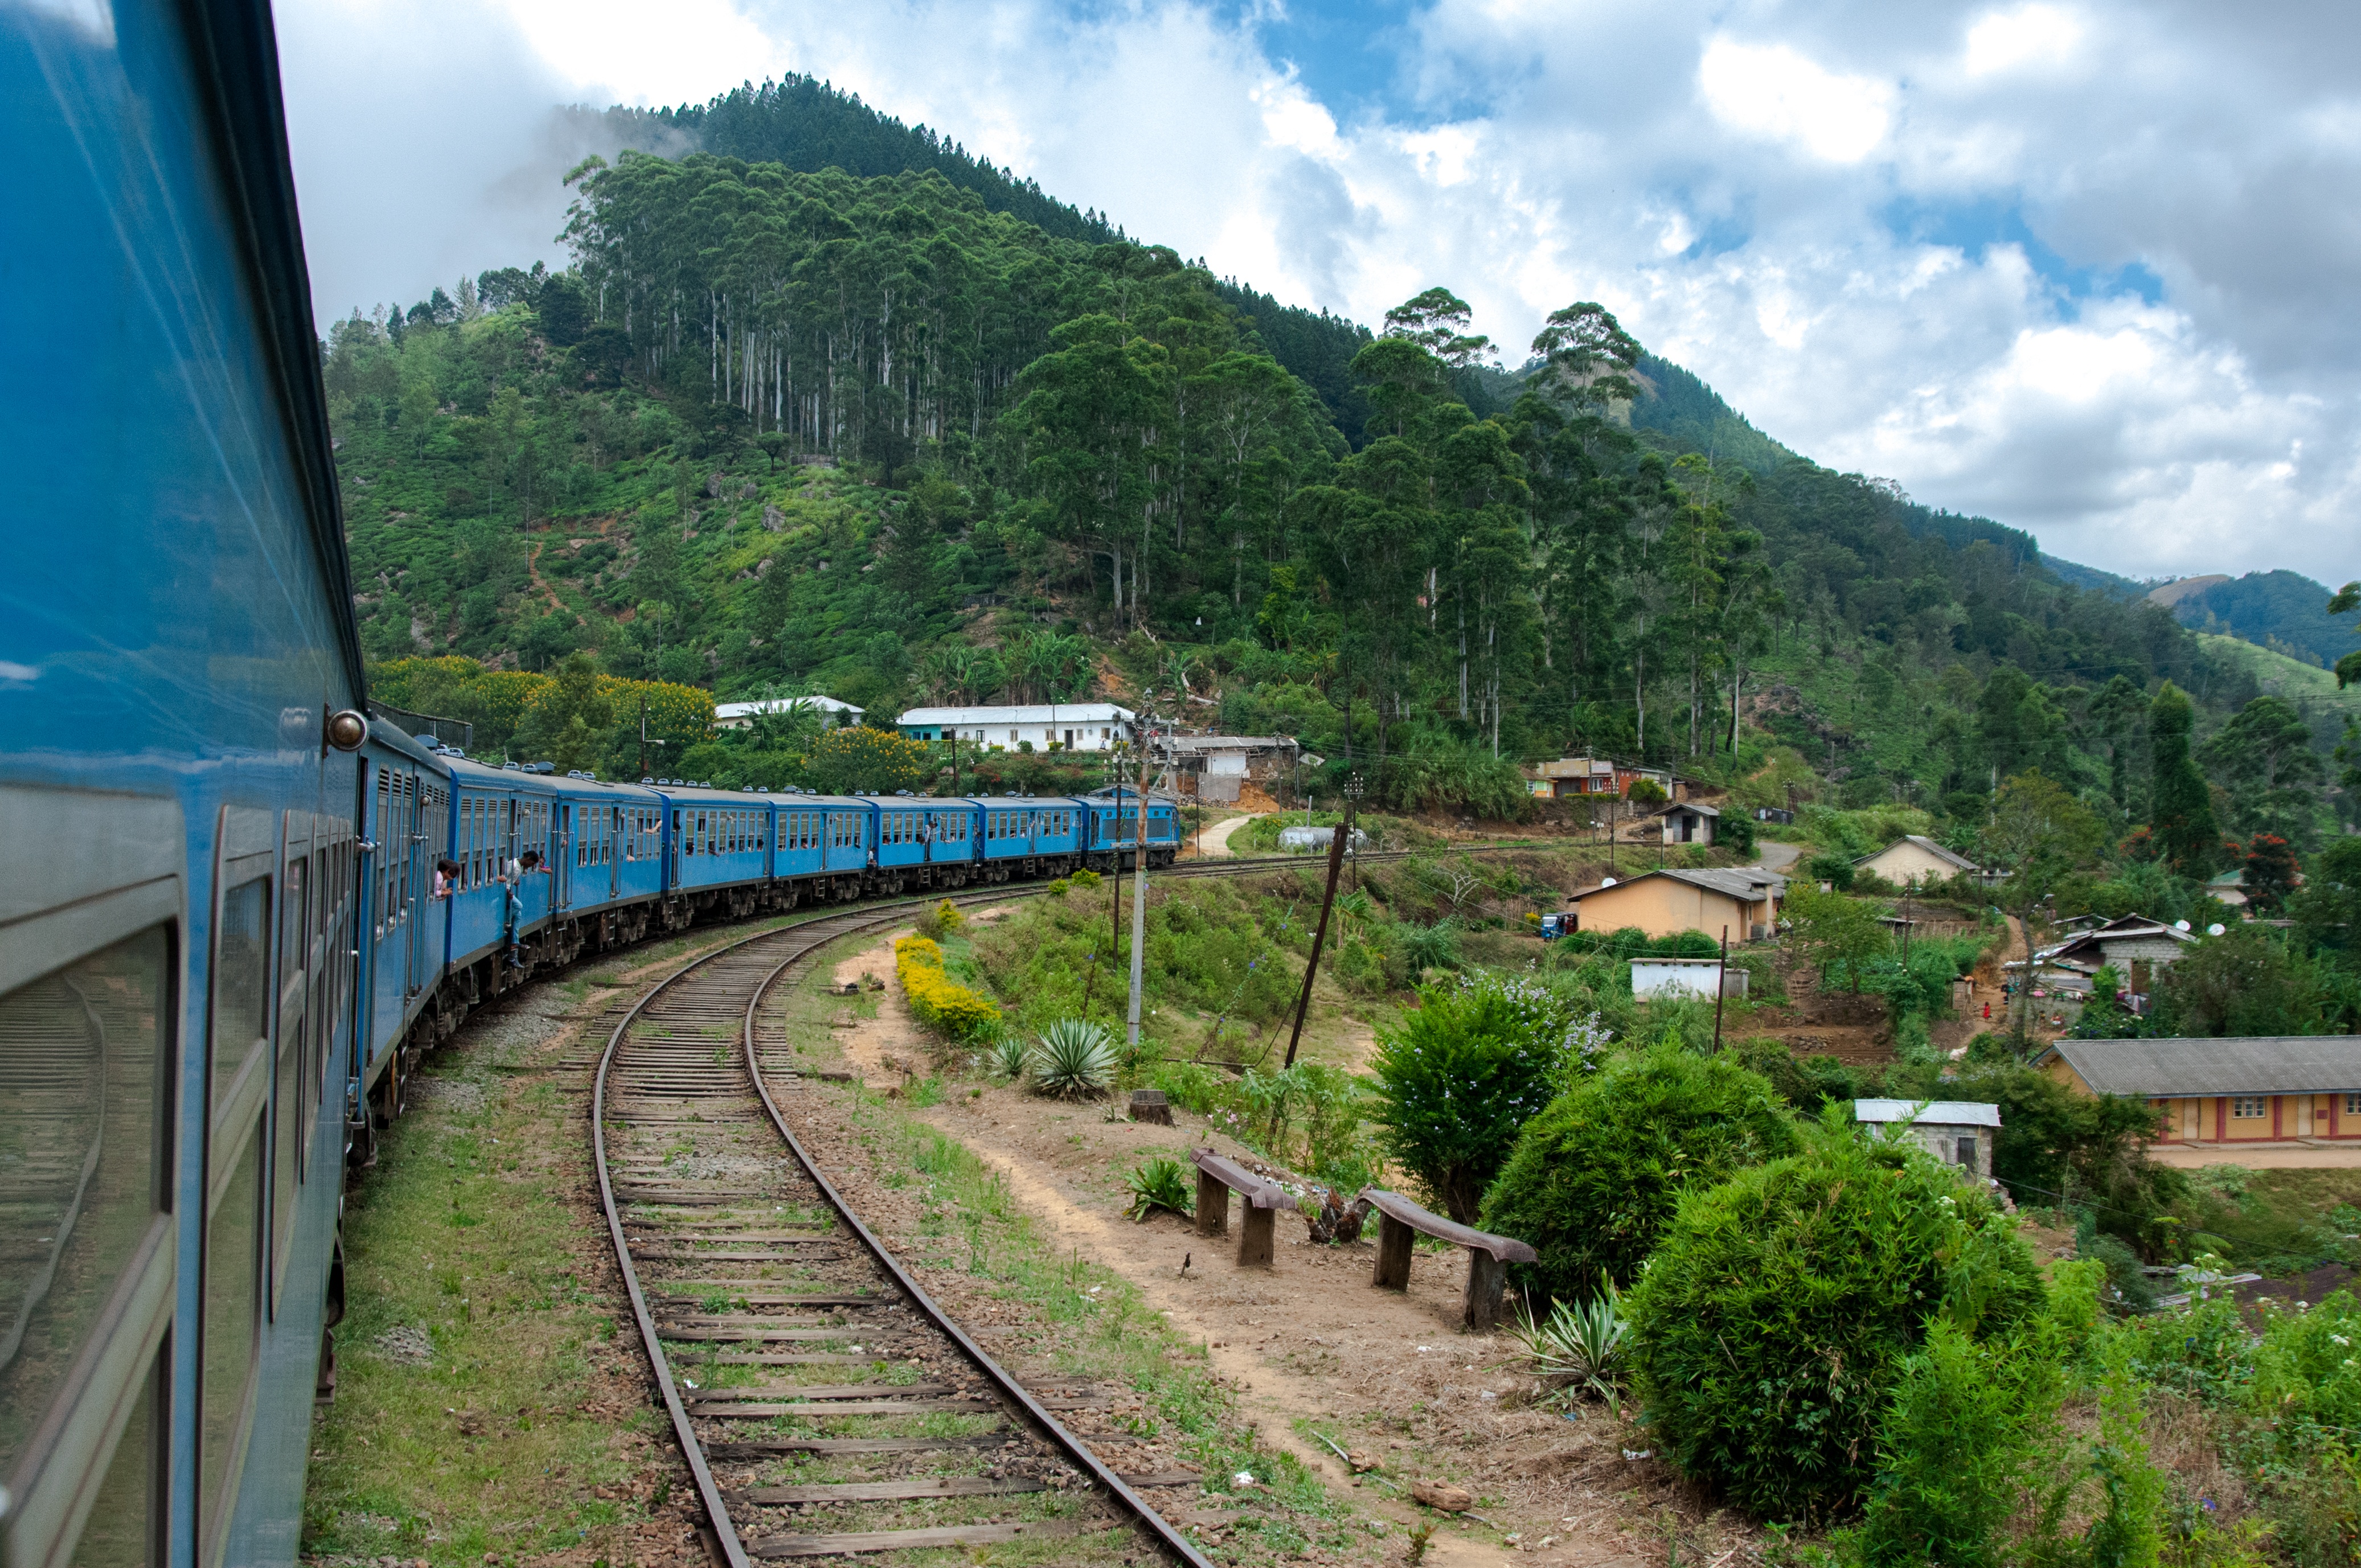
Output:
[{"xmin": 1125, "ymin": 694, "xmax": 1153, "ymax": 1050}]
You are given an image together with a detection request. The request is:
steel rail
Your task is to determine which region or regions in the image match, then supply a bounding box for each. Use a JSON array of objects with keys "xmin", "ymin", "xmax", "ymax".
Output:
[{"xmin": 737, "ymin": 933, "xmax": 1219, "ymax": 1568}]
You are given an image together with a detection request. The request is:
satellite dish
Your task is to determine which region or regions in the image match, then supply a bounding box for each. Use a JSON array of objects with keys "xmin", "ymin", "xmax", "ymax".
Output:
[
  {"xmin": 2207, "ymin": 922, "xmax": 2227, "ymax": 936},
  {"xmin": 1601, "ymin": 877, "xmax": 1617, "ymax": 888},
  {"xmin": 2174, "ymin": 920, "xmax": 2191, "ymax": 931}
]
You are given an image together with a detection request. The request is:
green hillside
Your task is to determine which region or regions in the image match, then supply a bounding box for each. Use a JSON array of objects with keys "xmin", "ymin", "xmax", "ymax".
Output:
[
  {"xmin": 322, "ymin": 83, "xmax": 2354, "ymax": 850},
  {"xmin": 2163, "ymin": 569, "xmax": 2361, "ymax": 667}
]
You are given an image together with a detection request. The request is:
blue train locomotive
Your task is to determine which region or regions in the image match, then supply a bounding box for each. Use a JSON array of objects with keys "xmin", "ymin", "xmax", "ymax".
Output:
[{"xmin": 0, "ymin": 5, "xmax": 1186, "ymax": 1566}]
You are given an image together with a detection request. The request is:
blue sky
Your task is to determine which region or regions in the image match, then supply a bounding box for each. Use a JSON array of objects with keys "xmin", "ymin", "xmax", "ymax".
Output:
[{"xmin": 280, "ymin": 0, "xmax": 2361, "ymax": 585}]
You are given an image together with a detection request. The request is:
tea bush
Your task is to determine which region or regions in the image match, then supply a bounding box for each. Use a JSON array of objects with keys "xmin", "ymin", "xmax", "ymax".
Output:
[
  {"xmin": 1628, "ymin": 1117, "xmax": 2046, "ymax": 1520},
  {"xmin": 1370, "ymin": 974, "xmax": 1569, "ymax": 1221},
  {"xmin": 1479, "ymin": 1041, "xmax": 1801, "ymax": 1296}
]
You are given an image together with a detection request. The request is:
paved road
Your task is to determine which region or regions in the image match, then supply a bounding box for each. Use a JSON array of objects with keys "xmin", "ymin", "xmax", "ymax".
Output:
[{"xmin": 1755, "ymin": 839, "xmax": 1802, "ymax": 872}]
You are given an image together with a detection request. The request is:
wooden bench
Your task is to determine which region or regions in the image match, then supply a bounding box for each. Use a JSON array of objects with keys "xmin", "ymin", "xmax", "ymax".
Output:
[
  {"xmin": 1189, "ymin": 1149, "xmax": 1296, "ymax": 1267},
  {"xmin": 1358, "ymin": 1188, "xmax": 1538, "ymax": 1331}
]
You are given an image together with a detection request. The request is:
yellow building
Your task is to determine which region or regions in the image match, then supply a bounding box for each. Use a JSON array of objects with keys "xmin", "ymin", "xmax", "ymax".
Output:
[
  {"xmin": 1569, "ymin": 867, "xmax": 1785, "ymax": 942},
  {"xmin": 1855, "ymin": 834, "xmax": 1983, "ymax": 888},
  {"xmin": 2035, "ymin": 1036, "xmax": 2361, "ymax": 1168}
]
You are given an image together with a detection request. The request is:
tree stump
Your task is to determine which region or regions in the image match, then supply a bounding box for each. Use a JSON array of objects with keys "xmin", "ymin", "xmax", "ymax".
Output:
[{"xmin": 1128, "ymin": 1089, "xmax": 1173, "ymax": 1126}]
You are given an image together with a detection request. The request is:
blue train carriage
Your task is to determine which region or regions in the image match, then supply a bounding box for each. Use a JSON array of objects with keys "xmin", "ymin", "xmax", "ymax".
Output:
[
  {"xmin": 2, "ymin": 0, "xmax": 384, "ymax": 1562},
  {"xmin": 1083, "ymin": 786, "xmax": 1183, "ymax": 869},
  {"xmin": 959, "ymin": 794, "xmax": 1087, "ymax": 883},
  {"xmin": 655, "ymin": 783, "xmax": 811, "ymax": 914},
  {"xmin": 352, "ymin": 724, "xmax": 456, "ymax": 1142},
  {"xmin": 536, "ymin": 770, "xmax": 666, "ymax": 944},
  {"xmin": 868, "ymin": 793, "xmax": 983, "ymax": 892}
]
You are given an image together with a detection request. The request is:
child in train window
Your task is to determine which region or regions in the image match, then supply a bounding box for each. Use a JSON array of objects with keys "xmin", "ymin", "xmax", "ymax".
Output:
[{"xmin": 433, "ymin": 858, "xmax": 459, "ymax": 898}]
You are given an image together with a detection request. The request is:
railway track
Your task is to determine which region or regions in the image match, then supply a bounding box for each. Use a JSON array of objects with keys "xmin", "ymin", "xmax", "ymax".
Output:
[
  {"xmin": 592, "ymin": 890, "xmax": 1218, "ymax": 1566},
  {"xmin": 583, "ymin": 836, "xmax": 1584, "ymax": 1561}
]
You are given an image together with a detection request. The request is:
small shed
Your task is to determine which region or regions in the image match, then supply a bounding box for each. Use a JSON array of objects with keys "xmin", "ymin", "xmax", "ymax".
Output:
[
  {"xmin": 1854, "ymin": 1099, "xmax": 2001, "ymax": 1181},
  {"xmin": 1655, "ymin": 801, "xmax": 1719, "ymax": 844},
  {"xmin": 1630, "ymin": 957, "xmax": 1745, "ymax": 1000}
]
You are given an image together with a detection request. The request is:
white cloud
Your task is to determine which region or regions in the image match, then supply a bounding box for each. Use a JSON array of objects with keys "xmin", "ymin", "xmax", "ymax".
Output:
[
  {"xmin": 1696, "ymin": 37, "xmax": 1895, "ymax": 165},
  {"xmin": 1962, "ymin": 3, "xmax": 2087, "ymax": 77},
  {"xmin": 272, "ymin": 0, "xmax": 2361, "ymax": 584}
]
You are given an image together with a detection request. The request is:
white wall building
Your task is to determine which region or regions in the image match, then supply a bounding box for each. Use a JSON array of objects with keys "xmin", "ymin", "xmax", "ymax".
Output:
[
  {"xmin": 1629, "ymin": 957, "xmax": 1745, "ymax": 1000},
  {"xmin": 713, "ymin": 695, "xmax": 864, "ymax": 730},
  {"xmin": 897, "ymin": 703, "xmax": 1135, "ymax": 752}
]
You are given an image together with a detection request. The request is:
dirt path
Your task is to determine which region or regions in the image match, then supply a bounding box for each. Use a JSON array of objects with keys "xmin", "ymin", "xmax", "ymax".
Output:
[
  {"xmin": 1195, "ymin": 812, "xmax": 1264, "ymax": 858},
  {"xmin": 1753, "ymin": 840, "xmax": 1801, "ymax": 872},
  {"xmin": 809, "ymin": 941, "xmax": 1694, "ymax": 1566}
]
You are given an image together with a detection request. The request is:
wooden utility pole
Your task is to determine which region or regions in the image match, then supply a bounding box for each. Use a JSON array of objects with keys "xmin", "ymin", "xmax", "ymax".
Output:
[
  {"xmin": 1712, "ymin": 925, "xmax": 1729, "ymax": 1052},
  {"xmin": 1125, "ymin": 696, "xmax": 1154, "ymax": 1050},
  {"xmin": 1281, "ymin": 784, "xmax": 1354, "ymax": 1071}
]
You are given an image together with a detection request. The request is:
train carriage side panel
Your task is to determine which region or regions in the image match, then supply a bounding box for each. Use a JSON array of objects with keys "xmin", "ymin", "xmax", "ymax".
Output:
[{"xmin": 0, "ymin": 2, "xmax": 391, "ymax": 1563}]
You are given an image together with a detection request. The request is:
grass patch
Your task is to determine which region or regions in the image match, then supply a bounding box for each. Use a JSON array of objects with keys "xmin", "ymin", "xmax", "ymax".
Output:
[{"xmin": 302, "ymin": 1017, "xmax": 667, "ymax": 1565}]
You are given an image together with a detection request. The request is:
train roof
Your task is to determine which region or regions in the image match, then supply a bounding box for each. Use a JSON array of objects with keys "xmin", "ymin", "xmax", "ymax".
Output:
[
  {"xmin": 643, "ymin": 783, "xmax": 872, "ymax": 808},
  {"xmin": 437, "ymin": 754, "xmax": 667, "ymax": 802}
]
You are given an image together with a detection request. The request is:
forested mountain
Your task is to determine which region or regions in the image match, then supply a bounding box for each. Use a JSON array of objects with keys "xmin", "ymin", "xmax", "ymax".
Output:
[
  {"xmin": 2151, "ymin": 569, "xmax": 2361, "ymax": 668},
  {"xmin": 321, "ymin": 80, "xmax": 2353, "ymax": 848}
]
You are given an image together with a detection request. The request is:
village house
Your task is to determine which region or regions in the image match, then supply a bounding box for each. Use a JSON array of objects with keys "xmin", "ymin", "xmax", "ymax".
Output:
[
  {"xmin": 2035, "ymin": 1035, "xmax": 2361, "ymax": 1168},
  {"xmin": 1154, "ymin": 734, "xmax": 1300, "ymax": 802},
  {"xmin": 1855, "ymin": 834, "xmax": 1985, "ymax": 888},
  {"xmin": 1528, "ymin": 756, "xmax": 1688, "ymax": 801},
  {"xmin": 1854, "ymin": 1099, "xmax": 2002, "ymax": 1181},
  {"xmin": 1568, "ymin": 867, "xmax": 1786, "ymax": 942},
  {"xmin": 2038, "ymin": 913, "xmax": 2196, "ymax": 1013},
  {"xmin": 896, "ymin": 703, "xmax": 1134, "ymax": 752},
  {"xmin": 713, "ymin": 695, "xmax": 864, "ymax": 730}
]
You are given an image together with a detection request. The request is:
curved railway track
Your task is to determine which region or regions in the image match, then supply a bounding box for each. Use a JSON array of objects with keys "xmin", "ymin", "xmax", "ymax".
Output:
[
  {"xmin": 581, "ymin": 836, "xmax": 1584, "ymax": 1562},
  {"xmin": 592, "ymin": 891, "xmax": 1218, "ymax": 1566}
]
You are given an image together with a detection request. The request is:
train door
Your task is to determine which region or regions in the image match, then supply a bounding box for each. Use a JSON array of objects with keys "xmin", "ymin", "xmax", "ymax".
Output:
[
  {"xmin": 395, "ymin": 770, "xmax": 417, "ymax": 1000},
  {"xmin": 609, "ymin": 806, "xmax": 621, "ymax": 900},
  {"xmin": 552, "ymin": 803, "xmax": 571, "ymax": 909}
]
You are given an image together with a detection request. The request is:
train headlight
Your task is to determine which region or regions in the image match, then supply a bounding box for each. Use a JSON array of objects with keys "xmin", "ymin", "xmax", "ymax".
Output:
[{"xmin": 325, "ymin": 708, "xmax": 370, "ymax": 753}]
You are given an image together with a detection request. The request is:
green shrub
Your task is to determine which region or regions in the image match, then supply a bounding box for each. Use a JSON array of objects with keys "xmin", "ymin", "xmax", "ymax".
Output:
[
  {"xmin": 1068, "ymin": 868, "xmax": 1102, "ymax": 890},
  {"xmin": 1030, "ymin": 1019, "xmax": 1114, "ymax": 1098},
  {"xmin": 1809, "ymin": 851, "xmax": 1858, "ymax": 891},
  {"xmin": 1627, "ymin": 1118, "xmax": 2046, "ymax": 1521},
  {"xmin": 1479, "ymin": 1041, "xmax": 1802, "ymax": 1296},
  {"xmin": 1370, "ymin": 975, "xmax": 1568, "ymax": 1221},
  {"xmin": 1124, "ymin": 1156, "xmax": 1194, "ymax": 1221},
  {"xmin": 1856, "ymin": 1319, "xmax": 2032, "ymax": 1568},
  {"xmin": 1506, "ymin": 1281, "xmax": 1631, "ymax": 1411},
  {"xmin": 1046, "ymin": 876, "xmax": 1071, "ymax": 897},
  {"xmin": 2249, "ymin": 1288, "xmax": 2361, "ymax": 1446}
]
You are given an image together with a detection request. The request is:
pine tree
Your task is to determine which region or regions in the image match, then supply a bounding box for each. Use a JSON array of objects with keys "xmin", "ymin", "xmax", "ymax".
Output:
[{"xmin": 2147, "ymin": 682, "xmax": 2218, "ymax": 876}]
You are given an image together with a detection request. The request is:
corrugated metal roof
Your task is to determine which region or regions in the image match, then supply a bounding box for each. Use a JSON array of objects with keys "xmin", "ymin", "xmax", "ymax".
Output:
[
  {"xmin": 1855, "ymin": 1099, "xmax": 2003, "ymax": 1128},
  {"xmin": 1570, "ymin": 867, "xmax": 1786, "ymax": 902},
  {"xmin": 897, "ymin": 704, "xmax": 1134, "ymax": 725},
  {"xmin": 1856, "ymin": 834, "xmax": 1980, "ymax": 871},
  {"xmin": 2038, "ymin": 1036, "xmax": 2361, "ymax": 1096}
]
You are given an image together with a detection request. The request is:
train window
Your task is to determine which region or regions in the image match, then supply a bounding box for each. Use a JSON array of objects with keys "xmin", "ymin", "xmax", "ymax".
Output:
[
  {"xmin": 200, "ymin": 1113, "xmax": 264, "ymax": 1558},
  {"xmin": 0, "ymin": 926, "xmax": 174, "ymax": 1492},
  {"xmin": 212, "ymin": 877, "xmax": 269, "ymax": 1110},
  {"xmin": 64, "ymin": 1344, "xmax": 167, "ymax": 1568},
  {"xmin": 270, "ymin": 851, "xmax": 309, "ymax": 1306}
]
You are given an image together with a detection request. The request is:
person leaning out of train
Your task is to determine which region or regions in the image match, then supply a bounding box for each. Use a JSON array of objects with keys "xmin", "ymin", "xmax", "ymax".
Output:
[{"xmin": 432, "ymin": 857, "xmax": 460, "ymax": 898}]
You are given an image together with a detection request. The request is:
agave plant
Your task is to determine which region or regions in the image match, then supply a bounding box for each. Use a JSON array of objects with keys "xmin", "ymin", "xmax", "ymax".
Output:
[
  {"xmin": 1124, "ymin": 1156, "xmax": 1194, "ymax": 1221},
  {"xmin": 1030, "ymin": 1019, "xmax": 1116, "ymax": 1099},
  {"xmin": 990, "ymin": 1029, "xmax": 1032, "ymax": 1081},
  {"xmin": 1507, "ymin": 1276, "xmax": 1630, "ymax": 1411}
]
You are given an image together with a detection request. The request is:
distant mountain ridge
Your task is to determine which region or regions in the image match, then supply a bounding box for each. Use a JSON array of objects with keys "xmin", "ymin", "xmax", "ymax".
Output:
[
  {"xmin": 634, "ymin": 75, "xmax": 2318, "ymax": 642},
  {"xmin": 2147, "ymin": 570, "xmax": 2359, "ymax": 668}
]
